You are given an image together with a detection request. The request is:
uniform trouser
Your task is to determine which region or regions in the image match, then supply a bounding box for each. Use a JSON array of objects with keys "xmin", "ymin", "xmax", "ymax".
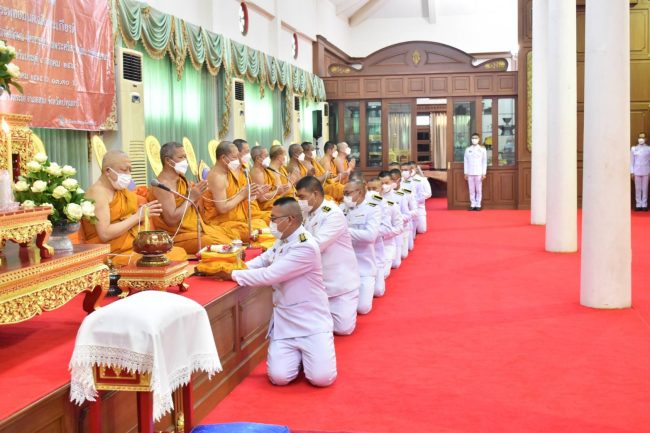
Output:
[
  {"xmin": 328, "ymin": 289, "xmax": 359, "ymax": 335},
  {"xmin": 635, "ymin": 175, "xmax": 649, "ymax": 207},
  {"xmin": 409, "ymin": 217, "xmax": 416, "ymax": 250},
  {"xmin": 374, "ymin": 266, "xmax": 385, "ymax": 297},
  {"xmin": 467, "ymin": 175, "xmax": 483, "ymax": 208},
  {"xmin": 392, "ymin": 236, "xmax": 402, "ymax": 268},
  {"xmin": 402, "ymin": 228, "xmax": 410, "ymax": 258},
  {"xmin": 384, "ymin": 239, "xmax": 395, "ymax": 277},
  {"xmin": 357, "ymin": 276, "xmax": 375, "ymax": 314},
  {"xmin": 417, "ymin": 204, "xmax": 427, "ymax": 233},
  {"xmin": 267, "ymin": 332, "xmax": 337, "ymax": 387}
]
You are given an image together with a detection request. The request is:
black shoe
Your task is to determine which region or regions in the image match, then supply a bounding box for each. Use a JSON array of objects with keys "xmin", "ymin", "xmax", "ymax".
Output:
[
  {"xmin": 469, "ymin": 207, "xmax": 475, "ymax": 211},
  {"xmin": 476, "ymin": 207, "xmax": 482, "ymax": 211},
  {"xmin": 645, "ymin": 207, "xmax": 649, "ymax": 212},
  {"xmin": 635, "ymin": 207, "xmax": 641, "ymax": 211}
]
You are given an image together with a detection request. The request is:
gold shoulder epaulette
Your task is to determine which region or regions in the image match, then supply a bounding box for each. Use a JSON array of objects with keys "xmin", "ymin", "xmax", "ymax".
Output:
[
  {"xmin": 403, "ymin": 189, "xmax": 412, "ymax": 193},
  {"xmin": 299, "ymin": 233, "xmax": 307, "ymax": 242},
  {"xmin": 372, "ymin": 194, "xmax": 383, "ymax": 201},
  {"xmin": 322, "ymin": 206, "xmax": 331, "ymax": 212},
  {"xmin": 368, "ymin": 202, "xmax": 377, "ymax": 207},
  {"xmin": 387, "ymin": 201, "xmax": 395, "ymax": 206},
  {"xmin": 414, "ymin": 178, "xmax": 421, "ymax": 182},
  {"xmin": 395, "ymin": 191, "xmax": 404, "ymax": 196}
]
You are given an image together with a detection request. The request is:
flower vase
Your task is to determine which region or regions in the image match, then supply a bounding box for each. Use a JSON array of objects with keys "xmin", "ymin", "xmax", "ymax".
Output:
[{"xmin": 49, "ymin": 221, "xmax": 80, "ymax": 252}]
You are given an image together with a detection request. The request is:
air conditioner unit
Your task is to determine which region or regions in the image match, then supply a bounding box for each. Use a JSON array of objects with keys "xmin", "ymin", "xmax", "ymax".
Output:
[
  {"xmin": 104, "ymin": 47, "xmax": 147, "ymax": 186},
  {"xmin": 292, "ymin": 95, "xmax": 301, "ymax": 143},
  {"xmin": 232, "ymin": 78, "xmax": 246, "ymax": 140},
  {"xmin": 322, "ymin": 102, "xmax": 330, "ymax": 143}
]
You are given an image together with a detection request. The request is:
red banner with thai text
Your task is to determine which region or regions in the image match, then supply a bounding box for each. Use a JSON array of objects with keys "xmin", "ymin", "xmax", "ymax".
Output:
[{"xmin": 0, "ymin": 0, "xmax": 115, "ymax": 130}]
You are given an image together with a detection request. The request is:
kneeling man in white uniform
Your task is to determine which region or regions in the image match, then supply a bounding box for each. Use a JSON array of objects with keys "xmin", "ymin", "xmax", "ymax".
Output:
[{"xmin": 232, "ymin": 197, "xmax": 336, "ymax": 387}]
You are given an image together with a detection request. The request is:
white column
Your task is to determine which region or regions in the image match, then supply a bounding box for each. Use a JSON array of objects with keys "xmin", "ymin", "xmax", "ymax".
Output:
[
  {"xmin": 580, "ymin": 0, "xmax": 631, "ymax": 308},
  {"xmin": 531, "ymin": 0, "xmax": 548, "ymax": 225},
  {"xmin": 545, "ymin": 0, "xmax": 577, "ymax": 252}
]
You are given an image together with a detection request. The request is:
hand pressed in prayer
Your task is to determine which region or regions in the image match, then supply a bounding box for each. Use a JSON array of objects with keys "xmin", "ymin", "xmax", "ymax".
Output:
[
  {"xmin": 189, "ymin": 180, "xmax": 208, "ymax": 202},
  {"xmin": 142, "ymin": 200, "xmax": 163, "ymax": 217}
]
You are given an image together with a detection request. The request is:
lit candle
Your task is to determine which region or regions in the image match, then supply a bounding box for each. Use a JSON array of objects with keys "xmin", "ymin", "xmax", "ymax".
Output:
[
  {"xmin": 143, "ymin": 205, "xmax": 150, "ymax": 231},
  {"xmin": 1, "ymin": 119, "xmax": 11, "ymax": 178}
]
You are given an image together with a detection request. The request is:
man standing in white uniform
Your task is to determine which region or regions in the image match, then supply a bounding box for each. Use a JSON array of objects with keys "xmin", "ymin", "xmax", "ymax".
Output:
[
  {"xmin": 464, "ymin": 133, "xmax": 488, "ymax": 211},
  {"xmin": 406, "ymin": 161, "xmax": 431, "ymax": 233},
  {"xmin": 231, "ymin": 197, "xmax": 336, "ymax": 387},
  {"xmin": 341, "ymin": 180, "xmax": 380, "ymax": 314},
  {"xmin": 631, "ymin": 132, "xmax": 650, "ymax": 211},
  {"xmin": 296, "ymin": 176, "xmax": 361, "ymax": 335}
]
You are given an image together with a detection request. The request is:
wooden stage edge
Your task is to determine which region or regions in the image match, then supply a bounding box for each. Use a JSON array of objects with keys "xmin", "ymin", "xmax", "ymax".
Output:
[{"xmin": 0, "ymin": 283, "xmax": 273, "ymax": 433}]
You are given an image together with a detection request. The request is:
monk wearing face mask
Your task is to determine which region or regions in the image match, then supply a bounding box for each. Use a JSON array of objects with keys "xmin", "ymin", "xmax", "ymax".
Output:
[{"xmin": 82, "ymin": 149, "xmax": 187, "ymax": 265}]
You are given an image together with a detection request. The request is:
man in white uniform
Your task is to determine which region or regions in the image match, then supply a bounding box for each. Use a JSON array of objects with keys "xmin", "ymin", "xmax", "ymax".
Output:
[
  {"xmin": 231, "ymin": 197, "xmax": 336, "ymax": 387},
  {"xmin": 296, "ymin": 176, "xmax": 361, "ymax": 335},
  {"xmin": 464, "ymin": 132, "xmax": 488, "ymax": 211},
  {"xmin": 373, "ymin": 174, "xmax": 404, "ymax": 276},
  {"xmin": 390, "ymin": 169, "xmax": 417, "ymax": 256},
  {"xmin": 406, "ymin": 161, "xmax": 431, "ymax": 233},
  {"xmin": 631, "ymin": 132, "xmax": 650, "ymax": 211}
]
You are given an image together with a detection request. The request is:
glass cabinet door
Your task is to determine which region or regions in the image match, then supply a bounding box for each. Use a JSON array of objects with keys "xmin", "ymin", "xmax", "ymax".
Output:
[
  {"xmin": 452, "ymin": 101, "xmax": 476, "ymax": 162},
  {"xmin": 328, "ymin": 102, "xmax": 338, "ymax": 143},
  {"xmin": 366, "ymin": 101, "xmax": 382, "ymax": 168},
  {"xmin": 343, "ymin": 102, "xmax": 361, "ymax": 161},
  {"xmin": 497, "ymin": 98, "xmax": 516, "ymax": 166},
  {"xmin": 482, "ymin": 99, "xmax": 493, "ymax": 166},
  {"xmin": 388, "ymin": 103, "xmax": 411, "ymax": 164}
]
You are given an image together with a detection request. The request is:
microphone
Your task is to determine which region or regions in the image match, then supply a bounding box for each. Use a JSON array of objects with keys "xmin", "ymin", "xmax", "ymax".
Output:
[
  {"xmin": 266, "ymin": 167, "xmax": 297, "ymax": 192},
  {"xmin": 150, "ymin": 179, "xmax": 203, "ymax": 254}
]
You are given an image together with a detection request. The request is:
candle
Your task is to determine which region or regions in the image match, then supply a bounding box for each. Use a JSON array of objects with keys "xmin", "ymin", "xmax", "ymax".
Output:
[
  {"xmin": 1, "ymin": 119, "xmax": 11, "ymax": 178},
  {"xmin": 143, "ymin": 205, "xmax": 150, "ymax": 231}
]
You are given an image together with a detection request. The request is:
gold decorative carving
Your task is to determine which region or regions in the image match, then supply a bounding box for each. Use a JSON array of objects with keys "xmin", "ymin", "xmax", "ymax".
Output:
[
  {"xmin": 94, "ymin": 366, "xmax": 152, "ymax": 392},
  {"xmin": 412, "ymin": 50, "xmax": 421, "ymax": 66},
  {"xmin": 482, "ymin": 60, "xmax": 508, "ymax": 71},
  {"xmin": 118, "ymin": 270, "xmax": 188, "ymax": 293},
  {"xmin": 99, "ymin": 94, "xmax": 118, "ymax": 131},
  {"xmin": 0, "ymin": 264, "xmax": 108, "ymax": 324},
  {"xmin": 0, "ymin": 221, "xmax": 51, "ymax": 245},
  {"xmin": 0, "ymin": 113, "xmax": 34, "ymax": 175},
  {"xmin": 527, "ymin": 51, "xmax": 532, "ymax": 152},
  {"xmin": 328, "ymin": 65, "xmax": 352, "ymax": 75}
]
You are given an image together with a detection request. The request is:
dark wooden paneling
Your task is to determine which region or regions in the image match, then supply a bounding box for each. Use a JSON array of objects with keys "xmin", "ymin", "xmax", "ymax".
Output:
[
  {"xmin": 341, "ymin": 79, "xmax": 361, "ymax": 98},
  {"xmin": 324, "ymin": 80, "xmax": 338, "ymax": 99},
  {"xmin": 451, "ymin": 76, "xmax": 472, "ymax": 95},
  {"xmin": 631, "ymin": 8, "xmax": 649, "ymax": 58},
  {"xmin": 383, "ymin": 77, "xmax": 405, "ymax": 97},
  {"xmin": 518, "ymin": 161, "xmax": 531, "ymax": 209},
  {"xmin": 406, "ymin": 76, "xmax": 427, "ymax": 96},
  {"xmin": 475, "ymin": 76, "xmax": 494, "ymax": 93},
  {"xmin": 497, "ymin": 74, "xmax": 517, "ymax": 93},
  {"xmin": 493, "ymin": 171, "xmax": 517, "ymax": 203},
  {"xmin": 429, "ymin": 76, "xmax": 449, "ymax": 95},
  {"xmin": 363, "ymin": 78, "xmax": 382, "ymax": 98}
]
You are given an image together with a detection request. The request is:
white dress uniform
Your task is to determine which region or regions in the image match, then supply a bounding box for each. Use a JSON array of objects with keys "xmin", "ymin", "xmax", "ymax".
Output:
[
  {"xmin": 381, "ymin": 192, "xmax": 405, "ymax": 275},
  {"xmin": 340, "ymin": 199, "xmax": 380, "ymax": 314},
  {"xmin": 464, "ymin": 144, "xmax": 488, "ymax": 208},
  {"xmin": 392, "ymin": 189, "xmax": 412, "ymax": 260},
  {"xmin": 366, "ymin": 192, "xmax": 388, "ymax": 297},
  {"xmin": 232, "ymin": 226, "xmax": 336, "ymax": 387},
  {"xmin": 304, "ymin": 199, "xmax": 361, "ymax": 335},
  {"xmin": 412, "ymin": 173, "xmax": 431, "ymax": 233},
  {"xmin": 631, "ymin": 142, "xmax": 650, "ymax": 208},
  {"xmin": 401, "ymin": 179, "xmax": 421, "ymax": 246},
  {"xmin": 397, "ymin": 185, "xmax": 418, "ymax": 253}
]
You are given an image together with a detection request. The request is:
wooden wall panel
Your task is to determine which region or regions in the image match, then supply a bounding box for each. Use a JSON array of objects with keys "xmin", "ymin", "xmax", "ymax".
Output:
[
  {"xmin": 383, "ymin": 77, "xmax": 405, "ymax": 97},
  {"xmin": 429, "ymin": 76, "xmax": 449, "ymax": 95},
  {"xmin": 631, "ymin": 105, "xmax": 649, "ymax": 136},
  {"xmin": 631, "ymin": 62, "xmax": 650, "ymax": 102},
  {"xmin": 475, "ymin": 76, "xmax": 494, "ymax": 93},
  {"xmin": 406, "ymin": 76, "xmax": 426, "ymax": 96},
  {"xmin": 451, "ymin": 76, "xmax": 471, "ymax": 95},
  {"xmin": 497, "ymin": 74, "xmax": 517, "ymax": 94},
  {"xmin": 631, "ymin": 8, "xmax": 649, "ymax": 58},
  {"xmin": 518, "ymin": 161, "xmax": 532, "ymax": 209},
  {"xmin": 324, "ymin": 80, "xmax": 338, "ymax": 99},
  {"xmin": 495, "ymin": 171, "xmax": 517, "ymax": 203},
  {"xmin": 341, "ymin": 79, "xmax": 361, "ymax": 98},
  {"xmin": 363, "ymin": 78, "xmax": 382, "ymax": 98}
]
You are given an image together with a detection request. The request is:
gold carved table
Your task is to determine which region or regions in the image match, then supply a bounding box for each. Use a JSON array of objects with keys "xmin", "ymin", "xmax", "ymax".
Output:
[
  {"xmin": 0, "ymin": 243, "xmax": 109, "ymax": 324},
  {"xmin": 117, "ymin": 261, "xmax": 189, "ymax": 296},
  {"xmin": 0, "ymin": 206, "xmax": 53, "ymax": 260}
]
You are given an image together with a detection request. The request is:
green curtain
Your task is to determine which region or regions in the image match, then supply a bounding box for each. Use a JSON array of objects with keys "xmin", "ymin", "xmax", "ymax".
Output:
[
  {"xmin": 244, "ymin": 80, "xmax": 283, "ymax": 148},
  {"xmin": 139, "ymin": 45, "xmax": 218, "ymax": 173},
  {"xmin": 32, "ymin": 128, "xmax": 90, "ymax": 189}
]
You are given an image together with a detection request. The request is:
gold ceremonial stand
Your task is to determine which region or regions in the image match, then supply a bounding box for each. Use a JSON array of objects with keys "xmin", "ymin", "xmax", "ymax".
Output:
[
  {"xmin": 117, "ymin": 261, "xmax": 189, "ymax": 296},
  {"xmin": 0, "ymin": 206, "xmax": 53, "ymax": 263}
]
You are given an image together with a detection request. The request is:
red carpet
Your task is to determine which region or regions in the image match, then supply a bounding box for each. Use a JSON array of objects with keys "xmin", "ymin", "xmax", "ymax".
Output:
[
  {"xmin": 201, "ymin": 199, "xmax": 650, "ymax": 433},
  {"xmin": 0, "ymin": 248, "xmax": 264, "ymax": 421}
]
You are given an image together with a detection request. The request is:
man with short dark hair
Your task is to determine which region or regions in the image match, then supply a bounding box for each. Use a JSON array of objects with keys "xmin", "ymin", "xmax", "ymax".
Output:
[
  {"xmin": 390, "ymin": 168, "xmax": 417, "ymax": 256},
  {"xmin": 378, "ymin": 170, "xmax": 405, "ymax": 269},
  {"xmin": 232, "ymin": 197, "xmax": 336, "ymax": 387},
  {"xmin": 464, "ymin": 132, "xmax": 487, "ymax": 211},
  {"xmin": 296, "ymin": 176, "xmax": 360, "ymax": 335}
]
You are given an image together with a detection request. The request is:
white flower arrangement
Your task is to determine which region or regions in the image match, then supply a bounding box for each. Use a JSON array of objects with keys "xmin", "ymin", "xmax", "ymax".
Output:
[{"xmin": 0, "ymin": 40, "xmax": 22, "ymax": 95}]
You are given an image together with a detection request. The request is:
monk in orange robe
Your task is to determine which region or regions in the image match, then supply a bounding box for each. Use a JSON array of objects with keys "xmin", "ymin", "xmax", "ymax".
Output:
[
  {"xmin": 302, "ymin": 141, "xmax": 344, "ymax": 202},
  {"xmin": 334, "ymin": 141, "xmax": 357, "ymax": 184},
  {"xmin": 147, "ymin": 142, "xmax": 236, "ymax": 254},
  {"xmin": 82, "ymin": 150, "xmax": 187, "ymax": 266},
  {"xmin": 250, "ymin": 145, "xmax": 291, "ymax": 211},
  {"xmin": 203, "ymin": 141, "xmax": 268, "ymax": 242},
  {"xmin": 320, "ymin": 141, "xmax": 346, "ymax": 200}
]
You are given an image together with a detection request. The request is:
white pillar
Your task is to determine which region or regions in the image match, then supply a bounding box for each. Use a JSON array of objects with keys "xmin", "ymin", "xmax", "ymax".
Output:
[
  {"xmin": 545, "ymin": 0, "xmax": 577, "ymax": 252},
  {"xmin": 580, "ymin": 0, "xmax": 631, "ymax": 308},
  {"xmin": 531, "ymin": 0, "xmax": 548, "ymax": 225}
]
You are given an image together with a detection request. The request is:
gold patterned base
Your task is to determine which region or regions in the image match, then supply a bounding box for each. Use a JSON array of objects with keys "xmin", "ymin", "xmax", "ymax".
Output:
[
  {"xmin": 136, "ymin": 254, "xmax": 170, "ymax": 267},
  {"xmin": 117, "ymin": 261, "xmax": 189, "ymax": 295}
]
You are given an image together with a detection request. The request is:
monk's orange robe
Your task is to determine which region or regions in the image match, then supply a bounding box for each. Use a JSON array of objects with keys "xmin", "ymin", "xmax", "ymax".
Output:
[
  {"xmin": 258, "ymin": 168, "xmax": 281, "ymax": 211},
  {"xmin": 147, "ymin": 176, "xmax": 237, "ymax": 254},
  {"xmin": 202, "ymin": 170, "xmax": 268, "ymax": 242},
  {"xmin": 279, "ymin": 165, "xmax": 296, "ymax": 196},
  {"xmin": 81, "ymin": 189, "xmax": 187, "ymax": 266},
  {"xmin": 313, "ymin": 159, "xmax": 343, "ymax": 202}
]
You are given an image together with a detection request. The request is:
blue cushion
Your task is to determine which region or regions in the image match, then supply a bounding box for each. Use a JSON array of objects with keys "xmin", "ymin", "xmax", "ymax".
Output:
[{"xmin": 192, "ymin": 423, "xmax": 290, "ymax": 433}]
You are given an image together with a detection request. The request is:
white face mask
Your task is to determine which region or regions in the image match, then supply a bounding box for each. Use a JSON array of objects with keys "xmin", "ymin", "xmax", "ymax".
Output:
[
  {"xmin": 262, "ymin": 156, "xmax": 271, "ymax": 167},
  {"xmin": 391, "ymin": 182, "xmax": 398, "ymax": 190},
  {"xmin": 269, "ymin": 221, "xmax": 283, "ymax": 239},
  {"xmin": 401, "ymin": 170, "xmax": 411, "ymax": 180},
  {"xmin": 344, "ymin": 148, "xmax": 351, "ymax": 156},
  {"xmin": 227, "ymin": 158, "xmax": 241, "ymax": 171},
  {"xmin": 343, "ymin": 195, "xmax": 356, "ymax": 208},
  {"xmin": 331, "ymin": 150, "xmax": 338, "ymax": 159},
  {"xmin": 471, "ymin": 138, "xmax": 480, "ymax": 145},
  {"xmin": 639, "ymin": 138, "xmax": 645, "ymax": 145},
  {"xmin": 241, "ymin": 153, "xmax": 252, "ymax": 165},
  {"xmin": 108, "ymin": 168, "xmax": 132, "ymax": 190},
  {"xmin": 382, "ymin": 184, "xmax": 392, "ymax": 194},
  {"xmin": 298, "ymin": 153, "xmax": 305, "ymax": 162},
  {"xmin": 172, "ymin": 159, "xmax": 189, "ymax": 175},
  {"xmin": 298, "ymin": 199, "xmax": 311, "ymax": 214}
]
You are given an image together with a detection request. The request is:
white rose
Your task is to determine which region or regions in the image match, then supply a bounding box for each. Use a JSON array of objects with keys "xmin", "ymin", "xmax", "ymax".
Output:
[
  {"xmin": 6, "ymin": 63, "xmax": 20, "ymax": 79},
  {"xmin": 52, "ymin": 185, "xmax": 69, "ymax": 199},
  {"xmin": 76, "ymin": 188, "xmax": 84, "ymax": 194},
  {"xmin": 34, "ymin": 153, "xmax": 48, "ymax": 163},
  {"xmin": 21, "ymin": 200, "xmax": 35, "ymax": 208},
  {"xmin": 62, "ymin": 178, "xmax": 78, "ymax": 191},
  {"xmin": 26, "ymin": 161, "xmax": 41, "ymax": 172},
  {"xmin": 6, "ymin": 45, "xmax": 16, "ymax": 57},
  {"xmin": 41, "ymin": 202, "xmax": 53, "ymax": 208},
  {"xmin": 62, "ymin": 165, "xmax": 76, "ymax": 176},
  {"xmin": 45, "ymin": 162, "xmax": 62, "ymax": 176},
  {"xmin": 14, "ymin": 180, "xmax": 29, "ymax": 192},
  {"xmin": 64, "ymin": 203, "xmax": 83, "ymax": 221},
  {"xmin": 30, "ymin": 179, "xmax": 47, "ymax": 193},
  {"xmin": 80, "ymin": 200, "xmax": 95, "ymax": 217},
  {"xmin": 0, "ymin": 41, "xmax": 5, "ymax": 49}
]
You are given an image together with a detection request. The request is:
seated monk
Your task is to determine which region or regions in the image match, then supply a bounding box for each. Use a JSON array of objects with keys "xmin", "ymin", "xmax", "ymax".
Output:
[
  {"xmin": 334, "ymin": 141, "xmax": 356, "ymax": 184},
  {"xmin": 203, "ymin": 141, "xmax": 268, "ymax": 242},
  {"xmin": 302, "ymin": 141, "xmax": 343, "ymax": 202},
  {"xmin": 82, "ymin": 150, "xmax": 187, "ymax": 266},
  {"xmin": 147, "ymin": 142, "xmax": 236, "ymax": 254},
  {"xmin": 250, "ymin": 145, "xmax": 292, "ymax": 211},
  {"xmin": 235, "ymin": 143, "xmax": 271, "ymax": 224},
  {"xmin": 269, "ymin": 144, "xmax": 300, "ymax": 198},
  {"xmin": 320, "ymin": 141, "xmax": 346, "ymax": 201},
  {"xmin": 287, "ymin": 143, "xmax": 313, "ymax": 179}
]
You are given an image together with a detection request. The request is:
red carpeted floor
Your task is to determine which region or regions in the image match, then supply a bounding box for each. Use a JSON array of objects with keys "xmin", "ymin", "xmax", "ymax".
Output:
[{"xmin": 201, "ymin": 199, "xmax": 650, "ymax": 433}]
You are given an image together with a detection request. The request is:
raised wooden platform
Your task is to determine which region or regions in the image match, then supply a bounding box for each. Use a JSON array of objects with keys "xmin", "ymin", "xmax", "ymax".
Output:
[{"xmin": 0, "ymin": 280, "xmax": 272, "ymax": 433}]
